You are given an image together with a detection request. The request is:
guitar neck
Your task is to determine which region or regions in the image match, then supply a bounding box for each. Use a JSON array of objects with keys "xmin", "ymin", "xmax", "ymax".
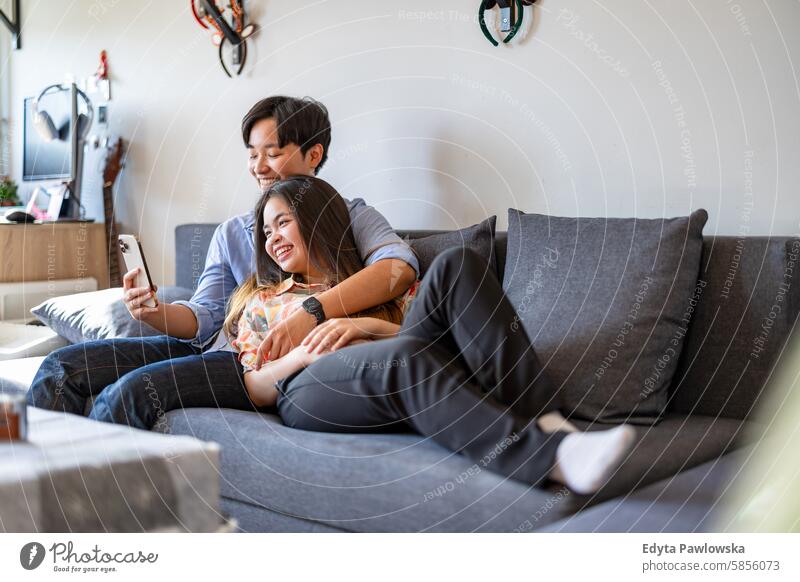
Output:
[
  {"xmin": 103, "ymin": 184, "xmax": 121, "ymax": 287},
  {"xmin": 102, "ymin": 138, "xmax": 125, "ymax": 288}
]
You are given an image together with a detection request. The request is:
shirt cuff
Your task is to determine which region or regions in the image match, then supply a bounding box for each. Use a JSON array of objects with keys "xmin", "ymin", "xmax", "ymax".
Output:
[
  {"xmin": 239, "ymin": 352, "xmax": 257, "ymax": 373},
  {"xmin": 366, "ymin": 242, "xmax": 420, "ymax": 278},
  {"xmin": 172, "ymin": 299, "xmax": 218, "ymax": 349}
]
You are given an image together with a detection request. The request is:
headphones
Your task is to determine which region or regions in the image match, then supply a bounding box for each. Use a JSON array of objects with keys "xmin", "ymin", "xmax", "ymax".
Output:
[{"xmin": 32, "ymin": 84, "xmax": 94, "ymax": 143}]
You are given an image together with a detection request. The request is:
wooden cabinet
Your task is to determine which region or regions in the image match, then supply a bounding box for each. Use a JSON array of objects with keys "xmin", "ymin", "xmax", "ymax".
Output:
[{"xmin": 0, "ymin": 222, "xmax": 109, "ymax": 288}]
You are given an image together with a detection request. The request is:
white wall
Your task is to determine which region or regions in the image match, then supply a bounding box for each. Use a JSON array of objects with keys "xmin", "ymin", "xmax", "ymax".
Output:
[{"xmin": 4, "ymin": 0, "xmax": 799, "ymax": 285}]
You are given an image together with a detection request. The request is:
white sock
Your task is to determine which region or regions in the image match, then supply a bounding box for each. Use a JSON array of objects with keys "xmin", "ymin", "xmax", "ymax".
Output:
[{"xmin": 550, "ymin": 425, "xmax": 636, "ymax": 495}]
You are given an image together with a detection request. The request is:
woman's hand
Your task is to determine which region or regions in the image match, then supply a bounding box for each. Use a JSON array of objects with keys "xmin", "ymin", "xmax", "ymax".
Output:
[
  {"xmin": 252, "ymin": 307, "xmax": 316, "ymax": 370},
  {"xmin": 122, "ymin": 268, "xmax": 159, "ymax": 320},
  {"xmin": 301, "ymin": 317, "xmax": 384, "ymax": 354},
  {"xmin": 245, "ymin": 344, "xmax": 325, "ymax": 407},
  {"xmin": 289, "ymin": 344, "xmax": 327, "ymax": 368}
]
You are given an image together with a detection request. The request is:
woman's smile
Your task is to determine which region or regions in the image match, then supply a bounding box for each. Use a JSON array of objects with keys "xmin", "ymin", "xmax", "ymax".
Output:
[{"xmin": 274, "ymin": 244, "xmax": 294, "ymax": 262}]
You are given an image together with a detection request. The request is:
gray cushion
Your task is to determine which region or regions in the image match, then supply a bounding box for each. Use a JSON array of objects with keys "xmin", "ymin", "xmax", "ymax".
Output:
[
  {"xmin": 30, "ymin": 286, "xmax": 193, "ymax": 344},
  {"xmin": 503, "ymin": 209, "xmax": 708, "ymax": 424},
  {"xmin": 161, "ymin": 407, "xmax": 576, "ymax": 532},
  {"xmin": 669, "ymin": 237, "xmax": 800, "ymax": 419},
  {"xmin": 221, "ymin": 497, "xmax": 344, "ymax": 533},
  {"xmin": 405, "ymin": 216, "xmax": 497, "ymax": 277},
  {"xmin": 540, "ymin": 449, "xmax": 751, "ymax": 532},
  {"xmin": 566, "ymin": 412, "xmax": 752, "ymax": 505}
]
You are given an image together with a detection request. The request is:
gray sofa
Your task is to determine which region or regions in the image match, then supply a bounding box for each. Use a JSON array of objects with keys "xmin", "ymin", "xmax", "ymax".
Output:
[{"xmin": 160, "ymin": 223, "xmax": 799, "ymax": 532}]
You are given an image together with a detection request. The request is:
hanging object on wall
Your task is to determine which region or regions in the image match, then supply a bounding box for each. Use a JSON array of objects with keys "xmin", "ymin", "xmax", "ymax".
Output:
[
  {"xmin": 479, "ymin": 0, "xmax": 537, "ymax": 47},
  {"xmin": 95, "ymin": 50, "xmax": 108, "ymax": 81},
  {"xmin": 191, "ymin": 0, "xmax": 258, "ymax": 77},
  {"xmin": 89, "ymin": 50, "xmax": 112, "ymax": 101}
]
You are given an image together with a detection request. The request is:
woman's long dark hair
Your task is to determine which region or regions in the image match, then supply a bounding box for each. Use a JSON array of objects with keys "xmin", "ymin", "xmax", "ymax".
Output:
[{"xmin": 224, "ymin": 176, "xmax": 403, "ymax": 335}]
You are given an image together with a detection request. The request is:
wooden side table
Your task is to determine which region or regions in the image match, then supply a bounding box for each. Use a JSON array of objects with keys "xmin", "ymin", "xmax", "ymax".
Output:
[{"xmin": 0, "ymin": 222, "xmax": 110, "ymax": 288}]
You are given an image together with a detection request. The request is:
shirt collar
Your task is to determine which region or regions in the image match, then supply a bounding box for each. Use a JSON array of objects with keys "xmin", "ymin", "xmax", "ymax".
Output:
[
  {"xmin": 273, "ymin": 276, "xmax": 329, "ymax": 296},
  {"xmin": 244, "ymin": 210, "xmax": 256, "ymax": 239}
]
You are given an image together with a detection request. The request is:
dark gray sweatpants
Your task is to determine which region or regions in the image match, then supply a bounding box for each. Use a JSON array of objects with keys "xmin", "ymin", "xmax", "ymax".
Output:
[{"xmin": 276, "ymin": 247, "xmax": 567, "ymax": 486}]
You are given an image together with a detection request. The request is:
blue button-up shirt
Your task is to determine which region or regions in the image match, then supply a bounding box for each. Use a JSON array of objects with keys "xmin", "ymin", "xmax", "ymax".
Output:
[{"xmin": 173, "ymin": 197, "xmax": 420, "ymax": 348}]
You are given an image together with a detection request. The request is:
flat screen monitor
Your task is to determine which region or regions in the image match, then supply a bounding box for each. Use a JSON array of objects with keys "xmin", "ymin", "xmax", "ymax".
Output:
[{"xmin": 22, "ymin": 93, "xmax": 74, "ymax": 181}]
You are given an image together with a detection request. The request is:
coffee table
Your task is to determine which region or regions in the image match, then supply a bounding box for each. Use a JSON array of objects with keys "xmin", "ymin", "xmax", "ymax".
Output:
[{"xmin": 0, "ymin": 407, "xmax": 225, "ymax": 532}]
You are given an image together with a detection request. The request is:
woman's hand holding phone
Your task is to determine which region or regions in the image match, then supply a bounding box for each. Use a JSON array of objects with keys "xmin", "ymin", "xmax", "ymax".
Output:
[{"xmin": 123, "ymin": 268, "xmax": 160, "ymax": 320}]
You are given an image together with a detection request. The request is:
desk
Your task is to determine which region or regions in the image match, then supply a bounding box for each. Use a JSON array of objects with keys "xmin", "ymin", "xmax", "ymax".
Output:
[{"xmin": 0, "ymin": 222, "xmax": 109, "ymax": 288}]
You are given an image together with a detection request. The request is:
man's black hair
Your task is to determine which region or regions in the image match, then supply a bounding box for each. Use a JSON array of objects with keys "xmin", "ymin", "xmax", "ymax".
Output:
[{"xmin": 241, "ymin": 96, "xmax": 332, "ymax": 171}]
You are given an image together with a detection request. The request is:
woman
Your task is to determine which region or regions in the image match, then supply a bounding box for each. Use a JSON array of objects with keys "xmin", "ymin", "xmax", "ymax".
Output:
[{"xmin": 231, "ymin": 176, "xmax": 636, "ymax": 495}]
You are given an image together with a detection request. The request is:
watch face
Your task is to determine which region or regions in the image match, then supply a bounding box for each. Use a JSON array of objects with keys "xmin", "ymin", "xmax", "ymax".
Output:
[{"xmin": 303, "ymin": 297, "xmax": 325, "ymax": 324}]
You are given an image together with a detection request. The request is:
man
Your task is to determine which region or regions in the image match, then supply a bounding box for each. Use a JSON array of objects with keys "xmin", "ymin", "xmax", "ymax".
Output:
[{"xmin": 27, "ymin": 96, "xmax": 419, "ymax": 429}]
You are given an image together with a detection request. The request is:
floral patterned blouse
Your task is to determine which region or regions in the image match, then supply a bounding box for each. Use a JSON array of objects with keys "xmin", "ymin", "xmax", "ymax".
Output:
[{"xmin": 232, "ymin": 276, "xmax": 419, "ymax": 372}]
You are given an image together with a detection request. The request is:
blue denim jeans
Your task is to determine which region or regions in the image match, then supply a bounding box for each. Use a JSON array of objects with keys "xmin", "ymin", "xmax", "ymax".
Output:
[{"xmin": 27, "ymin": 335, "xmax": 256, "ymax": 430}]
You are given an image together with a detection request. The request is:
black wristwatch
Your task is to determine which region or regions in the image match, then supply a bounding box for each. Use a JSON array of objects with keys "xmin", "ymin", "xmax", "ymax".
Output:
[{"xmin": 301, "ymin": 296, "xmax": 326, "ymax": 326}]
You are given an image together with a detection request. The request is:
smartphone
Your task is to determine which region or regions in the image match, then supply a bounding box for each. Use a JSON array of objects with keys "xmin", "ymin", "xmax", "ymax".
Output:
[{"xmin": 118, "ymin": 234, "xmax": 158, "ymax": 308}]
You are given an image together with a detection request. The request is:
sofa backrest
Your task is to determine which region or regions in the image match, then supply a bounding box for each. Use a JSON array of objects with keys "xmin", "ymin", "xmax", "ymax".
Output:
[
  {"xmin": 175, "ymin": 223, "xmax": 798, "ymax": 421},
  {"xmin": 668, "ymin": 236, "xmax": 799, "ymax": 420},
  {"xmin": 175, "ymin": 225, "xmax": 510, "ymax": 289},
  {"xmin": 175, "ymin": 224, "xmax": 218, "ymax": 292}
]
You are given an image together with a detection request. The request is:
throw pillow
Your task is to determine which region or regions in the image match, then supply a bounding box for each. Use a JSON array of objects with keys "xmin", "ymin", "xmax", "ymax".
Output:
[
  {"xmin": 408, "ymin": 216, "xmax": 497, "ymax": 277},
  {"xmin": 30, "ymin": 286, "xmax": 194, "ymax": 344},
  {"xmin": 503, "ymin": 209, "xmax": 708, "ymax": 424}
]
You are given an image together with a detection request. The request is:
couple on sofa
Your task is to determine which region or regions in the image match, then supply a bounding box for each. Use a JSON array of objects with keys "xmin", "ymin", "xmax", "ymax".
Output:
[{"xmin": 27, "ymin": 96, "xmax": 635, "ymax": 495}]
